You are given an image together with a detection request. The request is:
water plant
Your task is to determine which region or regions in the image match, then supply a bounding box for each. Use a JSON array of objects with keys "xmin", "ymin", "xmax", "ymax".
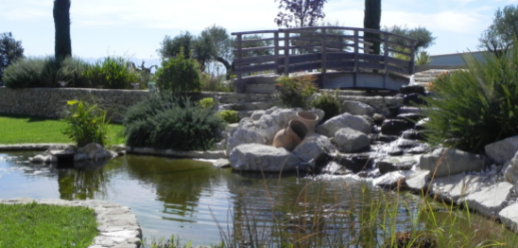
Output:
[
  {"xmin": 274, "ymin": 74, "xmax": 318, "ymax": 109},
  {"xmin": 310, "ymin": 90, "xmax": 341, "ymax": 121},
  {"xmin": 63, "ymin": 99, "xmax": 109, "ymax": 147},
  {"xmin": 423, "ymin": 40, "xmax": 518, "ymax": 152}
]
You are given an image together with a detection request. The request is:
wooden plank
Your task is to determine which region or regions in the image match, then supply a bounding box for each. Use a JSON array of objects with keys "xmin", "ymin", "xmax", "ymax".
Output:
[
  {"xmin": 326, "ymin": 61, "xmax": 355, "ymax": 69},
  {"xmin": 358, "ymin": 62, "xmax": 385, "ymax": 70},
  {"xmin": 385, "ymin": 57, "xmax": 411, "ymax": 68},
  {"xmin": 285, "ymin": 61, "xmax": 322, "ymax": 73},
  {"xmin": 235, "ymin": 55, "xmax": 278, "ymax": 65},
  {"xmin": 234, "ymin": 46, "xmax": 275, "ymax": 52},
  {"xmin": 387, "ymin": 65, "xmax": 410, "ymax": 75},
  {"xmin": 321, "ymin": 28, "xmax": 327, "ymax": 87},
  {"xmin": 241, "ymin": 37, "xmax": 278, "ymax": 43},
  {"xmin": 284, "ymin": 31, "xmax": 289, "ymax": 75},
  {"xmin": 231, "ymin": 30, "xmax": 279, "ymax": 35},
  {"xmin": 327, "ymin": 52, "xmax": 355, "ymax": 61},
  {"xmin": 277, "ymin": 53, "xmax": 321, "ymax": 64},
  {"xmin": 387, "ymin": 48, "xmax": 413, "ymax": 57},
  {"xmin": 234, "ymin": 63, "xmax": 277, "ymax": 74}
]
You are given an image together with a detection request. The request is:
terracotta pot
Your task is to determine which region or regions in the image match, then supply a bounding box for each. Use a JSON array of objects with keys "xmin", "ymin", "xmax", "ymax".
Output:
[
  {"xmin": 296, "ymin": 111, "xmax": 319, "ymax": 134},
  {"xmin": 272, "ymin": 119, "xmax": 308, "ymax": 151}
]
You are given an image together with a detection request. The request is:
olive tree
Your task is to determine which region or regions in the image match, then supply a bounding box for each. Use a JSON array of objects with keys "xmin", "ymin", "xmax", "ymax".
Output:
[
  {"xmin": 274, "ymin": 0, "xmax": 328, "ymax": 28},
  {"xmin": 479, "ymin": 5, "xmax": 518, "ymax": 58},
  {"xmin": 0, "ymin": 32, "xmax": 24, "ymax": 83},
  {"xmin": 383, "ymin": 25, "xmax": 436, "ymax": 53}
]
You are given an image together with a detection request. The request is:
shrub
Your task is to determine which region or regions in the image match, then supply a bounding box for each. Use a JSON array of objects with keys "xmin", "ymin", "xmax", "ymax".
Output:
[
  {"xmin": 81, "ymin": 57, "xmax": 138, "ymax": 89},
  {"xmin": 200, "ymin": 72, "xmax": 232, "ymax": 92},
  {"xmin": 199, "ymin": 97, "xmax": 216, "ymax": 109},
  {"xmin": 218, "ymin": 110, "xmax": 240, "ymax": 123},
  {"xmin": 274, "ymin": 75, "xmax": 318, "ymax": 109},
  {"xmin": 155, "ymin": 47, "xmax": 202, "ymax": 93},
  {"xmin": 310, "ymin": 90, "xmax": 341, "ymax": 121},
  {"xmin": 63, "ymin": 100, "xmax": 109, "ymax": 147},
  {"xmin": 423, "ymin": 41, "xmax": 518, "ymax": 152},
  {"xmin": 0, "ymin": 32, "xmax": 24, "ymax": 84},
  {"xmin": 123, "ymin": 93, "xmax": 225, "ymax": 151},
  {"xmin": 3, "ymin": 57, "xmax": 44, "ymax": 88}
]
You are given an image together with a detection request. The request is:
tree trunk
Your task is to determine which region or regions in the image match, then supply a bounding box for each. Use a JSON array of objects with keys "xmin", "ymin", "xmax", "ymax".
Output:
[
  {"xmin": 363, "ymin": 0, "xmax": 381, "ymax": 55},
  {"xmin": 53, "ymin": 0, "xmax": 72, "ymax": 61}
]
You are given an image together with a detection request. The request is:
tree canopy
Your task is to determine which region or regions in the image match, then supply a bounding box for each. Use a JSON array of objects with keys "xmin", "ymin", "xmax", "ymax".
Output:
[
  {"xmin": 479, "ymin": 5, "xmax": 518, "ymax": 57},
  {"xmin": 383, "ymin": 25, "xmax": 436, "ymax": 53},
  {"xmin": 274, "ymin": 0, "xmax": 328, "ymax": 27},
  {"xmin": 0, "ymin": 32, "xmax": 24, "ymax": 83}
]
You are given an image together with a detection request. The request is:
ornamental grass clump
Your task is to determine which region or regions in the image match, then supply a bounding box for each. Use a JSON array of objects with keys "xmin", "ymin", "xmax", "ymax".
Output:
[
  {"xmin": 310, "ymin": 90, "xmax": 341, "ymax": 121},
  {"xmin": 81, "ymin": 56, "xmax": 138, "ymax": 89},
  {"xmin": 423, "ymin": 41, "xmax": 518, "ymax": 152},
  {"xmin": 63, "ymin": 100, "xmax": 109, "ymax": 147},
  {"xmin": 123, "ymin": 93, "xmax": 225, "ymax": 151},
  {"xmin": 274, "ymin": 75, "xmax": 318, "ymax": 109}
]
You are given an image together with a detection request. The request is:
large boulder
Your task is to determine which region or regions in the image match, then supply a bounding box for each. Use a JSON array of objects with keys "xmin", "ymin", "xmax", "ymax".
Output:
[
  {"xmin": 416, "ymin": 148, "xmax": 485, "ymax": 177},
  {"xmin": 464, "ymin": 182, "xmax": 513, "ymax": 218},
  {"xmin": 226, "ymin": 107, "xmax": 324, "ymax": 155},
  {"xmin": 332, "ymin": 127, "xmax": 370, "ymax": 153},
  {"xmin": 77, "ymin": 143, "xmax": 117, "ymax": 161},
  {"xmin": 342, "ymin": 100, "xmax": 376, "ymax": 116},
  {"xmin": 316, "ymin": 113, "xmax": 372, "ymax": 137},
  {"xmin": 430, "ymin": 174, "xmax": 484, "ymax": 203},
  {"xmin": 485, "ymin": 136, "xmax": 518, "ymax": 164},
  {"xmin": 229, "ymin": 144, "xmax": 301, "ymax": 172},
  {"xmin": 289, "ymin": 133, "xmax": 337, "ymax": 167}
]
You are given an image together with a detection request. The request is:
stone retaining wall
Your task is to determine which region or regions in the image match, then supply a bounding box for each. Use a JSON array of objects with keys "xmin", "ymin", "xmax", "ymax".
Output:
[{"xmin": 0, "ymin": 87, "xmax": 403, "ymax": 121}]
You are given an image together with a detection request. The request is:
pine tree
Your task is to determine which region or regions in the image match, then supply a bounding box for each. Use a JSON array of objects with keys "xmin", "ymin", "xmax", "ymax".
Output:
[
  {"xmin": 363, "ymin": 0, "xmax": 381, "ymax": 55},
  {"xmin": 53, "ymin": 0, "xmax": 72, "ymax": 61}
]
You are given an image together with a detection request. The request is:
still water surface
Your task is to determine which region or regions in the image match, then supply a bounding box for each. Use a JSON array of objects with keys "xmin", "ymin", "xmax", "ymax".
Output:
[{"xmin": 0, "ymin": 151, "xmax": 512, "ymax": 246}]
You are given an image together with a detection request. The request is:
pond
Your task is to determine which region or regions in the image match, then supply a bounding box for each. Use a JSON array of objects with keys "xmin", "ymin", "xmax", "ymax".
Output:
[{"xmin": 0, "ymin": 151, "xmax": 515, "ymax": 247}]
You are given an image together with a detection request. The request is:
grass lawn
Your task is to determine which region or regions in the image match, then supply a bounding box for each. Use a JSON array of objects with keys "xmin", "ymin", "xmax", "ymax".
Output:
[
  {"xmin": 0, "ymin": 114, "xmax": 125, "ymax": 146},
  {"xmin": 0, "ymin": 202, "xmax": 98, "ymax": 248}
]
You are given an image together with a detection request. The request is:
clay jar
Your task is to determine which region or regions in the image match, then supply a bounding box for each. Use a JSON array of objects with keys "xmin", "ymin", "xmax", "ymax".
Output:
[
  {"xmin": 272, "ymin": 119, "xmax": 309, "ymax": 152},
  {"xmin": 296, "ymin": 111, "xmax": 319, "ymax": 134}
]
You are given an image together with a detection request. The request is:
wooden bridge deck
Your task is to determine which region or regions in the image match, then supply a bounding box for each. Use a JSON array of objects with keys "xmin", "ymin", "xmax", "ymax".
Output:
[{"xmin": 231, "ymin": 26, "xmax": 417, "ymax": 93}]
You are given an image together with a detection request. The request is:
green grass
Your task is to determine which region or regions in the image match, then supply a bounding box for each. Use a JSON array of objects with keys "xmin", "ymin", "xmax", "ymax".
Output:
[
  {"xmin": 0, "ymin": 202, "xmax": 98, "ymax": 248},
  {"xmin": 0, "ymin": 114, "xmax": 125, "ymax": 146}
]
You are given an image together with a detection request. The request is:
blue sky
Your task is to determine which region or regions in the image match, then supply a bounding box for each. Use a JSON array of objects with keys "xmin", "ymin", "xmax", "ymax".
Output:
[{"xmin": 1, "ymin": 0, "xmax": 516, "ymax": 65}]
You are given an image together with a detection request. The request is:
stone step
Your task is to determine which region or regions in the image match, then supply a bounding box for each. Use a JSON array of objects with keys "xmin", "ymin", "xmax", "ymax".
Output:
[
  {"xmin": 218, "ymin": 101, "xmax": 276, "ymax": 112},
  {"xmin": 245, "ymin": 83, "xmax": 276, "ymax": 94}
]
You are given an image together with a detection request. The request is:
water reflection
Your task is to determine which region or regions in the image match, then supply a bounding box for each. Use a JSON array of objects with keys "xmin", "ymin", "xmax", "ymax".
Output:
[{"xmin": 57, "ymin": 161, "xmax": 112, "ymax": 200}]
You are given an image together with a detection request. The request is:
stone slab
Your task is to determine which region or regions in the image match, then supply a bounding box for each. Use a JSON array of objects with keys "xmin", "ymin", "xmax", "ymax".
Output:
[
  {"xmin": 499, "ymin": 203, "xmax": 518, "ymax": 232},
  {"xmin": 464, "ymin": 182, "xmax": 513, "ymax": 218},
  {"xmin": 430, "ymin": 173, "xmax": 484, "ymax": 203}
]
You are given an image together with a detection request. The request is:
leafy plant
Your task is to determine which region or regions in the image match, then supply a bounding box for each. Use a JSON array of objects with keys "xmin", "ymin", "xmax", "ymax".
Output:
[
  {"xmin": 416, "ymin": 51, "xmax": 432, "ymax": 65},
  {"xmin": 81, "ymin": 57, "xmax": 138, "ymax": 89},
  {"xmin": 310, "ymin": 90, "xmax": 341, "ymax": 121},
  {"xmin": 123, "ymin": 93, "xmax": 225, "ymax": 151},
  {"xmin": 218, "ymin": 110, "xmax": 240, "ymax": 123},
  {"xmin": 274, "ymin": 75, "xmax": 318, "ymax": 109},
  {"xmin": 425, "ymin": 71, "xmax": 449, "ymax": 92},
  {"xmin": 155, "ymin": 47, "xmax": 202, "ymax": 93},
  {"xmin": 423, "ymin": 40, "xmax": 518, "ymax": 152},
  {"xmin": 199, "ymin": 97, "xmax": 216, "ymax": 109},
  {"xmin": 63, "ymin": 100, "xmax": 109, "ymax": 147}
]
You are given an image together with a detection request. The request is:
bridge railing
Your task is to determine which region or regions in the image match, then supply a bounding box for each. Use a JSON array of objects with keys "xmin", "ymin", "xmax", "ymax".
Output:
[{"xmin": 231, "ymin": 26, "xmax": 417, "ymax": 92}]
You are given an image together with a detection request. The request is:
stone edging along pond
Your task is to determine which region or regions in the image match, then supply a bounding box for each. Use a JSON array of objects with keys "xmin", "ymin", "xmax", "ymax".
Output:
[{"xmin": 0, "ymin": 198, "xmax": 142, "ymax": 248}]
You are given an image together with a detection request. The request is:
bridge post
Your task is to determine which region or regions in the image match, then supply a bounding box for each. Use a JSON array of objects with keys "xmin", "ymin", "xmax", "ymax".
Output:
[
  {"xmin": 409, "ymin": 40, "xmax": 416, "ymax": 75},
  {"xmin": 353, "ymin": 30, "xmax": 359, "ymax": 88},
  {"xmin": 321, "ymin": 28, "xmax": 327, "ymax": 88},
  {"xmin": 383, "ymin": 34, "xmax": 389, "ymax": 89},
  {"xmin": 284, "ymin": 31, "xmax": 289, "ymax": 76},
  {"xmin": 274, "ymin": 32, "xmax": 280, "ymax": 75},
  {"xmin": 235, "ymin": 34, "xmax": 245, "ymax": 93}
]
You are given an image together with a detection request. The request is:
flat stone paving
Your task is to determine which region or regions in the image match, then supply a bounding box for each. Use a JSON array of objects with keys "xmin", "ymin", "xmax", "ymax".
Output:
[{"xmin": 0, "ymin": 198, "xmax": 141, "ymax": 248}]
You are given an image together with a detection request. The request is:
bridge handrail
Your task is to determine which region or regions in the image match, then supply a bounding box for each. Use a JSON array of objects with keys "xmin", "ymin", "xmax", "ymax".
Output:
[{"xmin": 231, "ymin": 26, "xmax": 417, "ymax": 93}]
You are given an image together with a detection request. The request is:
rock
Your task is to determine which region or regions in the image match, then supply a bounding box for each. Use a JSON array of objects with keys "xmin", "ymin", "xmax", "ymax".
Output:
[
  {"xmin": 321, "ymin": 161, "xmax": 351, "ymax": 175},
  {"xmin": 396, "ymin": 113, "xmax": 423, "ymax": 122},
  {"xmin": 373, "ymin": 171, "xmax": 409, "ymax": 189},
  {"xmin": 289, "ymin": 133, "xmax": 337, "ymax": 167},
  {"xmin": 499, "ymin": 203, "xmax": 518, "ymax": 232},
  {"xmin": 372, "ymin": 113, "xmax": 386, "ymax": 126},
  {"xmin": 250, "ymin": 110, "xmax": 265, "ymax": 121},
  {"xmin": 415, "ymin": 118, "xmax": 428, "ymax": 131},
  {"xmin": 398, "ymin": 107, "xmax": 422, "ymax": 115},
  {"xmin": 316, "ymin": 113, "xmax": 372, "ymax": 137},
  {"xmin": 400, "ymin": 85, "xmax": 426, "ymax": 95},
  {"xmin": 380, "ymin": 119, "xmax": 414, "ymax": 135},
  {"xmin": 29, "ymin": 154, "xmax": 52, "ymax": 164},
  {"xmin": 376, "ymin": 156, "xmax": 416, "ymax": 174},
  {"xmin": 77, "ymin": 143, "xmax": 118, "ymax": 161},
  {"xmin": 402, "ymin": 93, "xmax": 426, "ymax": 105},
  {"xmin": 404, "ymin": 170, "xmax": 430, "ymax": 191},
  {"xmin": 229, "ymin": 144, "xmax": 300, "ymax": 172},
  {"xmin": 416, "ymin": 148, "xmax": 485, "ymax": 177},
  {"xmin": 332, "ymin": 127, "xmax": 370, "ymax": 153},
  {"xmin": 401, "ymin": 129, "xmax": 424, "ymax": 140},
  {"xmin": 430, "ymin": 174, "xmax": 484, "ymax": 203},
  {"xmin": 464, "ymin": 182, "xmax": 513, "ymax": 218},
  {"xmin": 485, "ymin": 136, "xmax": 518, "ymax": 164},
  {"xmin": 333, "ymin": 154, "xmax": 372, "ymax": 173},
  {"xmin": 504, "ymin": 152, "xmax": 518, "ymax": 184},
  {"xmin": 213, "ymin": 158, "xmax": 231, "ymax": 168},
  {"xmin": 342, "ymin": 100, "xmax": 376, "ymax": 116},
  {"xmin": 226, "ymin": 127, "xmax": 267, "ymax": 155},
  {"xmin": 372, "ymin": 134, "xmax": 398, "ymax": 143}
]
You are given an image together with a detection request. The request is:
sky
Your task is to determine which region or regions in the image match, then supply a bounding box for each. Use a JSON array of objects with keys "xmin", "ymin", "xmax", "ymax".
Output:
[{"xmin": 1, "ymin": 0, "xmax": 517, "ymax": 67}]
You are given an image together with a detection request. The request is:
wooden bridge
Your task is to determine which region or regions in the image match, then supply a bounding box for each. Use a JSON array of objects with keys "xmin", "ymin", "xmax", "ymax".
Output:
[{"xmin": 231, "ymin": 26, "xmax": 417, "ymax": 93}]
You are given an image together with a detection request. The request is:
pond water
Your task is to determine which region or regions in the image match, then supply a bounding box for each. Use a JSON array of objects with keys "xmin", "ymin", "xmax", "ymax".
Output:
[{"xmin": 0, "ymin": 151, "xmax": 515, "ymax": 246}]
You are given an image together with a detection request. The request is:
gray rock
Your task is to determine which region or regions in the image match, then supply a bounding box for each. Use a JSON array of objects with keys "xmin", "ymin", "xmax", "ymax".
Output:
[
  {"xmin": 464, "ymin": 182, "xmax": 513, "ymax": 218},
  {"xmin": 316, "ymin": 113, "xmax": 372, "ymax": 137},
  {"xmin": 290, "ymin": 133, "xmax": 337, "ymax": 164},
  {"xmin": 78, "ymin": 143, "xmax": 118, "ymax": 161},
  {"xmin": 342, "ymin": 100, "xmax": 376, "ymax": 116},
  {"xmin": 504, "ymin": 153, "xmax": 518, "ymax": 184},
  {"xmin": 485, "ymin": 136, "xmax": 518, "ymax": 164},
  {"xmin": 499, "ymin": 203, "xmax": 518, "ymax": 232},
  {"xmin": 250, "ymin": 110, "xmax": 265, "ymax": 121},
  {"xmin": 229, "ymin": 144, "xmax": 300, "ymax": 172},
  {"xmin": 430, "ymin": 174, "xmax": 484, "ymax": 203},
  {"xmin": 332, "ymin": 127, "xmax": 370, "ymax": 153},
  {"xmin": 404, "ymin": 170, "xmax": 430, "ymax": 191},
  {"xmin": 226, "ymin": 128, "xmax": 267, "ymax": 155},
  {"xmin": 213, "ymin": 158, "xmax": 231, "ymax": 168},
  {"xmin": 416, "ymin": 148, "xmax": 484, "ymax": 177},
  {"xmin": 373, "ymin": 170, "xmax": 409, "ymax": 188}
]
